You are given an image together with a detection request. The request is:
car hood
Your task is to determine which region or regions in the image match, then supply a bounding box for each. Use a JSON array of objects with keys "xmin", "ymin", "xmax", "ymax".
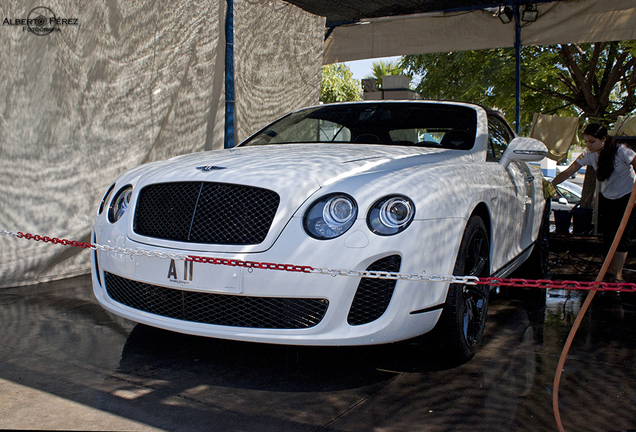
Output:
[
  {"xmin": 127, "ymin": 144, "xmax": 473, "ymax": 253},
  {"xmin": 142, "ymin": 144, "xmax": 470, "ymax": 186}
]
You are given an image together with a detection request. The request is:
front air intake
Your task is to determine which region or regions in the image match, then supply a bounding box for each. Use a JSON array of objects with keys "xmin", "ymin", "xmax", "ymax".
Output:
[
  {"xmin": 104, "ymin": 272, "xmax": 329, "ymax": 329},
  {"xmin": 347, "ymin": 255, "xmax": 402, "ymax": 326}
]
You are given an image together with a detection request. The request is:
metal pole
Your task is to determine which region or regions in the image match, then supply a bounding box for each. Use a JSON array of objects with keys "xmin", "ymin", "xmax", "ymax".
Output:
[
  {"xmin": 224, "ymin": 0, "xmax": 235, "ymax": 148},
  {"xmin": 514, "ymin": 3, "xmax": 521, "ymax": 134}
]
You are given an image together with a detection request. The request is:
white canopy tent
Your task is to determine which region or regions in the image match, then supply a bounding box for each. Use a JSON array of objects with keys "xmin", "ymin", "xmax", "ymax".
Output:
[{"xmin": 322, "ymin": 0, "xmax": 636, "ymax": 63}]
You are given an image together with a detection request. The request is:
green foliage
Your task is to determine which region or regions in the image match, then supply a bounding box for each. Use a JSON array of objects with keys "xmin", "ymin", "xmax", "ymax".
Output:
[
  {"xmin": 320, "ymin": 64, "xmax": 362, "ymax": 104},
  {"xmin": 625, "ymin": 40, "xmax": 636, "ymax": 56},
  {"xmin": 401, "ymin": 42, "xmax": 636, "ymax": 133}
]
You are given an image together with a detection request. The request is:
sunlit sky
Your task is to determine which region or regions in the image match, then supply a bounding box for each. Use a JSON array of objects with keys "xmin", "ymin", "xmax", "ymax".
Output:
[{"xmin": 343, "ymin": 56, "xmax": 402, "ymax": 80}]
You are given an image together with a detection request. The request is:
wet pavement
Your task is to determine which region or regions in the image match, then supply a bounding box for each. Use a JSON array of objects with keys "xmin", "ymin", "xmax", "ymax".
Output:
[{"xmin": 1, "ymin": 234, "xmax": 636, "ymax": 431}]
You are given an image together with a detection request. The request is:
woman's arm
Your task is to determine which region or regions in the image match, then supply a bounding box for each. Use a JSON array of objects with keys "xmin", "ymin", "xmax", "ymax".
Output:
[{"xmin": 551, "ymin": 160, "xmax": 582, "ymax": 186}]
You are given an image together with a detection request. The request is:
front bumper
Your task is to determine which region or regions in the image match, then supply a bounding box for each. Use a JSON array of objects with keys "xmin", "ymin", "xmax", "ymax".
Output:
[{"xmin": 91, "ymin": 217, "xmax": 464, "ymax": 345}]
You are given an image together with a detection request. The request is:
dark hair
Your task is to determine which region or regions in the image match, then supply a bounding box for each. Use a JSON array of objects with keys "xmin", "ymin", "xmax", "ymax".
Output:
[{"xmin": 584, "ymin": 123, "xmax": 615, "ymax": 181}]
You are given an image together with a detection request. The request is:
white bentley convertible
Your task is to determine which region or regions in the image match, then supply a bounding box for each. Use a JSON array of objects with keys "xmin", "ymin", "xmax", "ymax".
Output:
[{"xmin": 91, "ymin": 101, "xmax": 548, "ymax": 363}]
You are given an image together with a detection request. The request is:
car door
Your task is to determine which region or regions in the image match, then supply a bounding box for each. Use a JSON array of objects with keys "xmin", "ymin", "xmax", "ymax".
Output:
[{"xmin": 487, "ymin": 115, "xmax": 536, "ymax": 261}]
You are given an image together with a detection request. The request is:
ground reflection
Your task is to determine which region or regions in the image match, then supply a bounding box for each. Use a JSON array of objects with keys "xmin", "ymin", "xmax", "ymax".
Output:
[
  {"xmin": 119, "ymin": 324, "xmax": 406, "ymax": 392},
  {"xmin": 1, "ymin": 242, "xmax": 636, "ymax": 432}
]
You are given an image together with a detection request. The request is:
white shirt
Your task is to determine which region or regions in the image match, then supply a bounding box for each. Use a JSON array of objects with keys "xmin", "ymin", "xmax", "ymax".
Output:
[{"xmin": 577, "ymin": 144, "xmax": 636, "ymax": 199}]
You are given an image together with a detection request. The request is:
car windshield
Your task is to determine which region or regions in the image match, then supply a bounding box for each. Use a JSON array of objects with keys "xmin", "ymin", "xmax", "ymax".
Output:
[{"xmin": 240, "ymin": 103, "xmax": 478, "ymax": 150}]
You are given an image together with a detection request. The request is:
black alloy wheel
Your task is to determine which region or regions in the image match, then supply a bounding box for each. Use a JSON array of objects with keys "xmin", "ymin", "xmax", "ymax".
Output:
[{"xmin": 438, "ymin": 216, "xmax": 490, "ymax": 364}]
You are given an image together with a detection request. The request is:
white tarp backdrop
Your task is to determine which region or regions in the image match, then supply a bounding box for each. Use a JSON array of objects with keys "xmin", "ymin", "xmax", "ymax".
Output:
[
  {"xmin": 0, "ymin": 0, "xmax": 323, "ymax": 288},
  {"xmin": 324, "ymin": 0, "xmax": 636, "ymax": 63}
]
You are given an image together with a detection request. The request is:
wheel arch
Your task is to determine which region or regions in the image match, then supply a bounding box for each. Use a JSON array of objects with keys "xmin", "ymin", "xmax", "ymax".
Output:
[
  {"xmin": 468, "ymin": 202, "xmax": 492, "ymax": 274},
  {"xmin": 469, "ymin": 203, "xmax": 491, "ymax": 243}
]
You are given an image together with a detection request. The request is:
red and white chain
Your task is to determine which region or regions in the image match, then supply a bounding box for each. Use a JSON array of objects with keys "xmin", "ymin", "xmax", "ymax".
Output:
[
  {"xmin": 0, "ymin": 229, "xmax": 479, "ymax": 285},
  {"xmin": 3, "ymin": 229, "xmax": 635, "ymax": 292}
]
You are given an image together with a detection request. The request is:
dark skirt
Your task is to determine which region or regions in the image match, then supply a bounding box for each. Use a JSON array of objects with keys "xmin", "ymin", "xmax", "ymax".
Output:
[{"xmin": 599, "ymin": 193, "xmax": 636, "ymax": 253}]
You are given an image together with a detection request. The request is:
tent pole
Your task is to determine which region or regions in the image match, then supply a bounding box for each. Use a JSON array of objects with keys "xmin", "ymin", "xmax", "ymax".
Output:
[
  {"xmin": 224, "ymin": 0, "xmax": 235, "ymax": 148},
  {"xmin": 514, "ymin": 3, "xmax": 521, "ymax": 134}
]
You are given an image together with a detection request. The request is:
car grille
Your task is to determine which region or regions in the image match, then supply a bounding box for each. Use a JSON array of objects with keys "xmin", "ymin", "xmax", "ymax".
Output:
[
  {"xmin": 347, "ymin": 255, "xmax": 401, "ymax": 326},
  {"xmin": 104, "ymin": 272, "xmax": 328, "ymax": 329},
  {"xmin": 133, "ymin": 182, "xmax": 280, "ymax": 245}
]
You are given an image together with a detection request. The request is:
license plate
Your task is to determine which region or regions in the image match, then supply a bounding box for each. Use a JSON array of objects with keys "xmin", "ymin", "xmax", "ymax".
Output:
[{"xmin": 135, "ymin": 256, "xmax": 244, "ymax": 294}]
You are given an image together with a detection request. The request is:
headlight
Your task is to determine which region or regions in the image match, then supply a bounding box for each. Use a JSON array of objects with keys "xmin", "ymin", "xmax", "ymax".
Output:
[
  {"xmin": 304, "ymin": 194, "xmax": 358, "ymax": 239},
  {"xmin": 367, "ymin": 195, "xmax": 415, "ymax": 236},
  {"xmin": 108, "ymin": 186, "xmax": 133, "ymax": 223}
]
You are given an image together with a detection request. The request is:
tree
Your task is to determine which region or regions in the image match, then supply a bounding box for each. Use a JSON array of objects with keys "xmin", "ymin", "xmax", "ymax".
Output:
[
  {"xmin": 320, "ymin": 64, "xmax": 362, "ymax": 104},
  {"xmin": 401, "ymin": 41, "xmax": 636, "ymax": 132},
  {"xmin": 533, "ymin": 43, "xmax": 636, "ymax": 123},
  {"xmin": 366, "ymin": 59, "xmax": 407, "ymax": 90}
]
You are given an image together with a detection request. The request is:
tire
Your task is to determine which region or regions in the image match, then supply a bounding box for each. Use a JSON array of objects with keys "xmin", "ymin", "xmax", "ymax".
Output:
[{"xmin": 437, "ymin": 216, "xmax": 490, "ymax": 364}]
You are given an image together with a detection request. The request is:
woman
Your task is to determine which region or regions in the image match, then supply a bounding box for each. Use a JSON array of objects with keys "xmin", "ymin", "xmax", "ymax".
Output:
[{"xmin": 552, "ymin": 123, "xmax": 636, "ymax": 281}]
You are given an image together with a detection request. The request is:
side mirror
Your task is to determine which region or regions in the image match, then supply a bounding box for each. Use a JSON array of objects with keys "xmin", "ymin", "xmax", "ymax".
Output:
[
  {"xmin": 558, "ymin": 197, "xmax": 568, "ymax": 205},
  {"xmin": 499, "ymin": 137, "xmax": 547, "ymax": 169}
]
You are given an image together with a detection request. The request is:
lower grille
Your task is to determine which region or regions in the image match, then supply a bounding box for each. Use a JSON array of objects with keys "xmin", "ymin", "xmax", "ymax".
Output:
[
  {"xmin": 347, "ymin": 255, "xmax": 401, "ymax": 326},
  {"xmin": 104, "ymin": 272, "xmax": 328, "ymax": 329}
]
